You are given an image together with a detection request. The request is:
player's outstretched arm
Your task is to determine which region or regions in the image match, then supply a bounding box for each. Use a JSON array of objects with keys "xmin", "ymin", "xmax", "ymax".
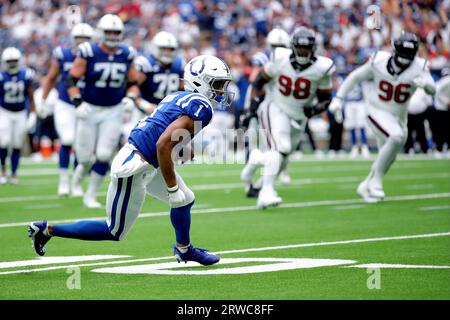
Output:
[
  {"xmin": 335, "ymin": 62, "xmax": 374, "ymax": 99},
  {"xmin": 41, "ymin": 59, "xmax": 59, "ymax": 101},
  {"xmin": 414, "ymin": 69, "xmax": 436, "ymax": 96},
  {"xmin": 67, "ymin": 56, "xmax": 87, "ymax": 105}
]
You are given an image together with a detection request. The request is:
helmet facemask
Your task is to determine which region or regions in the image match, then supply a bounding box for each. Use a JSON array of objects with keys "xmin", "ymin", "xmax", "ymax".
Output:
[
  {"xmin": 207, "ymin": 78, "xmax": 235, "ymax": 108},
  {"xmin": 157, "ymin": 46, "xmax": 176, "ymax": 65},
  {"xmin": 102, "ymin": 29, "xmax": 123, "ymax": 48},
  {"xmin": 292, "ymin": 43, "xmax": 315, "ymax": 65},
  {"xmin": 4, "ymin": 59, "xmax": 20, "ymax": 74}
]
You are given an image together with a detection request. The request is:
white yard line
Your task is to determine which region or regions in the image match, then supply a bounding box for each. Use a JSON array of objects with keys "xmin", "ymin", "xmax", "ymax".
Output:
[
  {"xmin": 1, "ymin": 172, "xmax": 448, "ymax": 204},
  {"xmin": 0, "ymin": 231, "xmax": 448, "ymax": 275},
  {"xmin": 0, "ymin": 192, "xmax": 449, "ymax": 229}
]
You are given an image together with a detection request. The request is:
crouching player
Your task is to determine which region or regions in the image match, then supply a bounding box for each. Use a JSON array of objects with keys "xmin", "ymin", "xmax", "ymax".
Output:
[{"xmin": 28, "ymin": 55, "xmax": 233, "ymax": 265}]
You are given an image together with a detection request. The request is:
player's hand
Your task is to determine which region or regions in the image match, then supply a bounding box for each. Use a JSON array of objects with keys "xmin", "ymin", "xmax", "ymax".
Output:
[
  {"xmin": 122, "ymin": 96, "xmax": 136, "ymax": 112},
  {"xmin": 167, "ymin": 185, "xmax": 186, "ymax": 208},
  {"xmin": 26, "ymin": 112, "xmax": 37, "ymax": 133},
  {"xmin": 75, "ymin": 102, "xmax": 92, "ymax": 119},
  {"xmin": 240, "ymin": 110, "xmax": 257, "ymax": 129},
  {"xmin": 412, "ymin": 77, "xmax": 426, "ymax": 89},
  {"xmin": 328, "ymin": 97, "xmax": 343, "ymax": 124}
]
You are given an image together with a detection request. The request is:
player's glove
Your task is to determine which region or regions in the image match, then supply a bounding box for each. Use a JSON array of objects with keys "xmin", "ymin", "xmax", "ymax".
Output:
[
  {"xmin": 328, "ymin": 97, "xmax": 344, "ymax": 124},
  {"xmin": 240, "ymin": 97, "xmax": 261, "ymax": 129},
  {"xmin": 167, "ymin": 184, "xmax": 186, "ymax": 208},
  {"xmin": 75, "ymin": 102, "xmax": 92, "ymax": 119},
  {"xmin": 26, "ymin": 112, "xmax": 37, "ymax": 133},
  {"xmin": 122, "ymin": 93, "xmax": 137, "ymax": 112},
  {"xmin": 303, "ymin": 100, "xmax": 330, "ymax": 119}
]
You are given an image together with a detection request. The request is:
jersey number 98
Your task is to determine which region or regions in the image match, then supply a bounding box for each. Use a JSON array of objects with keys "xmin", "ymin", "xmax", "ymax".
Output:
[{"xmin": 278, "ymin": 75, "xmax": 311, "ymax": 99}]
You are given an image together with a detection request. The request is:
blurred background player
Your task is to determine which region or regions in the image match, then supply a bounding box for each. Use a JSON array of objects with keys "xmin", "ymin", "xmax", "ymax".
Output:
[
  {"xmin": 329, "ymin": 32, "xmax": 436, "ymax": 203},
  {"xmin": 40, "ymin": 23, "xmax": 94, "ymax": 196},
  {"xmin": 432, "ymin": 67, "xmax": 450, "ymax": 158},
  {"xmin": 0, "ymin": 47, "xmax": 36, "ymax": 185},
  {"xmin": 123, "ymin": 30, "xmax": 185, "ymax": 138},
  {"xmin": 67, "ymin": 14, "xmax": 140, "ymax": 208},
  {"xmin": 342, "ymin": 81, "xmax": 370, "ymax": 158},
  {"xmin": 240, "ymin": 26, "xmax": 290, "ymax": 197},
  {"xmin": 242, "ymin": 26, "xmax": 335, "ymax": 208},
  {"xmin": 404, "ymin": 87, "xmax": 433, "ymax": 155},
  {"xmin": 28, "ymin": 55, "xmax": 233, "ymax": 266}
]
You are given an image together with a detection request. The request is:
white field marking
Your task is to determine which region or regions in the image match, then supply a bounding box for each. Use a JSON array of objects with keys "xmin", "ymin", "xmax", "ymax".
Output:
[
  {"xmin": 23, "ymin": 204, "xmax": 62, "ymax": 210},
  {"xmin": 0, "ymin": 255, "xmax": 130, "ymax": 269},
  {"xmin": 420, "ymin": 205, "xmax": 450, "ymax": 211},
  {"xmin": 1, "ymin": 232, "xmax": 448, "ymax": 275},
  {"xmin": 1, "ymin": 172, "xmax": 448, "ymax": 204},
  {"xmin": 92, "ymin": 258, "xmax": 357, "ymax": 275},
  {"xmin": 333, "ymin": 205, "xmax": 367, "ymax": 210},
  {"xmin": 1, "ymin": 192, "xmax": 449, "ymax": 229},
  {"xmin": 404, "ymin": 184, "xmax": 435, "ymax": 190},
  {"xmin": 346, "ymin": 263, "xmax": 450, "ymax": 269}
]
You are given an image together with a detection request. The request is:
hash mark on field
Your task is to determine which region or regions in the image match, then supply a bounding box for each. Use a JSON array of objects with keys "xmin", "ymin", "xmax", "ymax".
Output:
[
  {"xmin": 333, "ymin": 205, "xmax": 367, "ymax": 210},
  {"xmin": 0, "ymin": 192, "xmax": 449, "ymax": 228},
  {"xmin": 23, "ymin": 204, "xmax": 62, "ymax": 210},
  {"xmin": 0, "ymin": 232, "xmax": 448, "ymax": 275},
  {"xmin": 420, "ymin": 205, "xmax": 450, "ymax": 211}
]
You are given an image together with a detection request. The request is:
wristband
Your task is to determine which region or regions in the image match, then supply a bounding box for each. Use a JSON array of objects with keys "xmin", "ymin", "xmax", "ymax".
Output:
[{"xmin": 167, "ymin": 185, "xmax": 179, "ymax": 193}]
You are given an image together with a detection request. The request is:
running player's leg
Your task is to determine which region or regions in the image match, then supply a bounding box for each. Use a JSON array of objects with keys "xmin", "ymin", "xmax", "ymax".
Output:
[
  {"xmin": 0, "ymin": 108, "xmax": 12, "ymax": 183},
  {"xmin": 10, "ymin": 110, "xmax": 27, "ymax": 184}
]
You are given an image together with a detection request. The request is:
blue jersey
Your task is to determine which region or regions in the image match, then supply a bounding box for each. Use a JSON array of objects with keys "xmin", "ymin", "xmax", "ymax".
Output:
[
  {"xmin": 129, "ymin": 91, "xmax": 213, "ymax": 168},
  {"xmin": 134, "ymin": 55, "xmax": 185, "ymax": 104},
  {"xmin": 77, "ymin": 42, "xmax": 136, "ymax": 106},
  {"xmin": 0, "ymin": 68, "xmax": 35, "ymax": 112},
  {"xmin": 53, "ymin": 46, "xmax": 77, "ymax": 104}
]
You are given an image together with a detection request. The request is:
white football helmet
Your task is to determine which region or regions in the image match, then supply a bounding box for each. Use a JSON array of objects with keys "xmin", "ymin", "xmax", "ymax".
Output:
[
  {"xmin": 183, "ymin": 55, "xmax": 234, "ymax": 108},
  {"xmin": 266, "ymin": 27, "xmax": 290, "ymax": 51},
  {"xmin": 71, "ymin": 23, "xmax": 94, "ymax": 45},
  {"xmin": 97, "ymin": 14, "xmax": 124, "ymax": 48},
  {"xmin": 1, "ymin": 47, "xmax": 21, "ymax": 74},
  {"xmin": 151, "ymin": 31, "xmax": 178, "ymax": 65}
]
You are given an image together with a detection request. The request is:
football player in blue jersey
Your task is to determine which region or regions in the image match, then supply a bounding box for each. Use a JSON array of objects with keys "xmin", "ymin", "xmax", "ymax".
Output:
[
  {"xmin": 28, "ymin": 55, "xmax": 233, "ymax": 266},
  {"xmin": 122, "ymin": 31, "xmax": 185, "ymax": 131},
  {"xmin": 0, "ymin": 47, "xmax": 36, "ymax": 185},
  {"xmin": 66, "ymin": 14, "xmax": 141, "ymax": 208},
  {"xmin": 40, "ymin": 23, "xmax": 94, "ymax": 196}
]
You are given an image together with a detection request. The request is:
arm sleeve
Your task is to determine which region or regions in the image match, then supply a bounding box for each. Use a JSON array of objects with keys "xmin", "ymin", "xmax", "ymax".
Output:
[
  {"xmin": 185, "ymin": 98, "xmax": 213, "ymax": 126},
  {"xmin": 421, "ymin": 66, "xmax": 436, "ymax": 96},
  {"xmin": 336, "ymin": 62, "xmax": 374, "ymax": 99}
]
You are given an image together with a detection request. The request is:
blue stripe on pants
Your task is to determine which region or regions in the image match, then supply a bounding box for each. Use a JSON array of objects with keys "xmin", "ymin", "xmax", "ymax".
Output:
[
  {"xmin": 109, "ymin": 178, "xmax": 123, "ymax": 233},
  {"xmin": 115, "ymin": 176, "xmax": 133, "ymax": 239}
]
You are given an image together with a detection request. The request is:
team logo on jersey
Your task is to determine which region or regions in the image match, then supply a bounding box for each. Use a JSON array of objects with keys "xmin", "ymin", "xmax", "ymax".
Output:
[{"xmin": 189, "ymin": 58, "xmax": 206, "ymax": 76}]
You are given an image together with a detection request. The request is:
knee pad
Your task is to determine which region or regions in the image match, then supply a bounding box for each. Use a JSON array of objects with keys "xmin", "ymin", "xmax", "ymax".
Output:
[{"xmin": 96, "ymin": 149, "xmax": 114, "ymax": 163}]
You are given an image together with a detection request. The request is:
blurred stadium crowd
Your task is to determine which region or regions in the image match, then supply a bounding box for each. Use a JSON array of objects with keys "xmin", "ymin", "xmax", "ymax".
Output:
[{"xmin": 0, "ymin": 0, "xmax": 449, "ymax": 157}]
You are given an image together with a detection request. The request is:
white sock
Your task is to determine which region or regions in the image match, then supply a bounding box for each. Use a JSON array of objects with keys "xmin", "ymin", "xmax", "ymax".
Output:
[
  {"xmin": 72, "ymin": 164, "xmax": 88, "ymax": 187},
  {"xmin": 59, "ymin": 168, "xmax": 69, "ymax": 185},
  {"xmin": 177, "ymin": 244, "xmax": 190, "ymax": 253},
  {"xmin": 372, "ymin": 139, "xmax": 401, "ymax": 185},
  {"xmin": 86, "ymin": 171, "xmax": 105, "ymax": 198},
  {"xmin": 262, "ymin": 150, "xmax": 282, "ymax": 191}
]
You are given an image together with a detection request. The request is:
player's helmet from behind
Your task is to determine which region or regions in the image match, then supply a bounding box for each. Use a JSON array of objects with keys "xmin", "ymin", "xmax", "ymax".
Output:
[
  {"xmin": 183, "ymin": 55, "xmax": 234, "ymax": 108},
  {"xmin": 97, "ymin": 14, "xmax": 124, "ymax": 48},
  {"xmin": 71, "ymin": 23, "xmax": 94, "ymax": 46},
  {"xmin": 1, "ymin": 47, "xmax": 21, "ymax": 74},
  {"xmin": 152, "ymin": 31, "xmax": 178, "ymax": 65},
  {"xmin": 290, "ymin": 26, "xmax": 316, "ymax": 65},
  {"xmin": 266, "ymin": 27, "xmax": 290, "ymax": 51},
  {"xmin": 392, "ymin": 31, "xmax": 419, "ymax": 67}
]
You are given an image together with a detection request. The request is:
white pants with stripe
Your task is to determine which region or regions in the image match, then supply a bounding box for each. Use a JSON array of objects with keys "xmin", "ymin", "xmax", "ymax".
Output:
[
  {"xmin": 54, "ymin": 99, "xmax": 76, "ymax": 146},
  {"xmin": 0, "ymin": 108, "xmax": 27, "ymax": 149},
  {"xmin": 366, "ymin": 106, "xmax": 407, "ymax": 149},
  {"xmin": 257, "ymin": 99, "xmax": 304, "ymax": 155},
  {"xmin": 74, "ymin": 103, "xmax": 123, "ymax": 164},
  {"xmin": 106, "ymin": 143, "xmax": 195, "ymax": 241}
]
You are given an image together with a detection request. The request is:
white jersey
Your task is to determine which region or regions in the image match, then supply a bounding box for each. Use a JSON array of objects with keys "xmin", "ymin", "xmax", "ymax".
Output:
[
  {"xmin": 263, "ymin": 47, "xmax": 334, "ymax": 120},
  {"xmin": 435, "ymin": 75, "xmax": 450, "ymax": 111},
  {"xmin": 336, "ymin": 51, "xmax": 435, "ymax": 121}
]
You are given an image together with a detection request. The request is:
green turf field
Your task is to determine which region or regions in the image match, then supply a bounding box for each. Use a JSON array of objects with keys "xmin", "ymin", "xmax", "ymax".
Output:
[{"xmin": 0, "ymin": 156, "xmax": 449, "ymax": 299}]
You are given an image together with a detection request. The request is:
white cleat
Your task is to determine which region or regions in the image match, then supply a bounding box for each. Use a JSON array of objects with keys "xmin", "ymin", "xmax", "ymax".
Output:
[
  {"xmin": 349, "ymin": 146, "xmax": 359, "ymax": 159},
  {"xmin": 71, "ymin": 183, "xmax": 84, "ymax": 197},
  {"xmin": 278, "ymin": 170, "xmax": 291, "ymax": 185},
  {"xmin": 83, "ymin": 195, "xmax": 102, "ymax": 209},
  {"xmin": 257, "ymin": 188, "xmax": 282, "ymax": 209},
  {"xmin": 58, "ymin": 182, "xmax": 70, "ymax": 197},
  {"xmin": 368, "ymin": 185, "xmax": 385, "ymax": 200},
  {"xmin": 357, "ymin": 179, "xmax": 381, "ymax": 203},
  {"xmin": 361, "ymin": 145, "xmax": 370, "ymax": 159},
  {"xmin": 0, "ymin": 175, "xmax": 7, "ymax": 185},
  {"xmin": 9, "ymin": 176, "xmax": 18, "ymax": 185}
]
